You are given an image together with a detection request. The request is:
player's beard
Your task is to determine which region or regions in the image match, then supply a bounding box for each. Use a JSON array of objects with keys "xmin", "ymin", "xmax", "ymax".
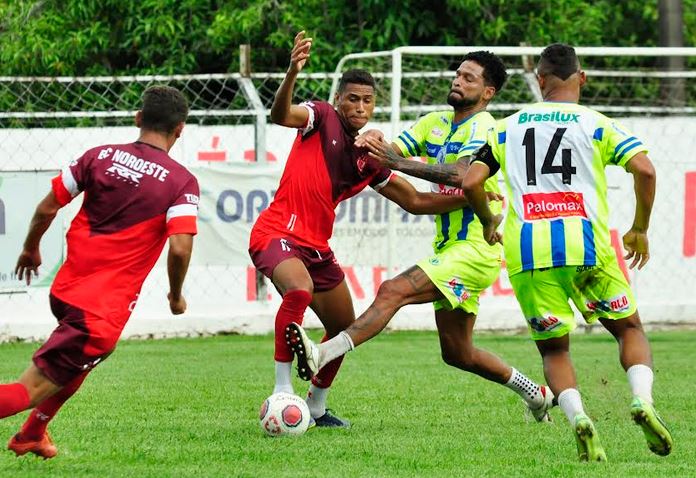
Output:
[{"xmin": 447, "ymin": 91, "xmax": 480, "ymax": 109}]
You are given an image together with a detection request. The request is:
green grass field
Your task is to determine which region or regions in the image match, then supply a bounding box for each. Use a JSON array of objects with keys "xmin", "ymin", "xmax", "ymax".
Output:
[{"xmin": 0, "ymin": 330, "xmax": 694, "ymax": 477}]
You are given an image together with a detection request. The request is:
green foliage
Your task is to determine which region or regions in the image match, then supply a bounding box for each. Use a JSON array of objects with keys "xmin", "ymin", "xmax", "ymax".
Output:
[{"xmin": 0, "ymin": 0, "xmax": 693, "ymax": 75}]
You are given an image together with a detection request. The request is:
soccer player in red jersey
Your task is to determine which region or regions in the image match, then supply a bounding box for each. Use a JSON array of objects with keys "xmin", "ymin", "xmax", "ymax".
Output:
[
  {"xmin": 1, "ymin": 86, "xmax": 199, "ymax": 458},
  {"xmin": 249, "ymin": 31, "xmax": 469, "ymax": 427}
]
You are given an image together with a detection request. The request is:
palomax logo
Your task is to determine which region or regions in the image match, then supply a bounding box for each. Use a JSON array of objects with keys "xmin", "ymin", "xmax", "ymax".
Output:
[{"xmin": 523, "ymin": 191, "xmax": 587, "ymax": 220}]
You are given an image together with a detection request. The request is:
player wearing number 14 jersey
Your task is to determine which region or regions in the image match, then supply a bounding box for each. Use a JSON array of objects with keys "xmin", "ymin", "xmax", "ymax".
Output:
[{"xmin": 462, "ymin": 44, "xmax": 672, "ymax": 461}]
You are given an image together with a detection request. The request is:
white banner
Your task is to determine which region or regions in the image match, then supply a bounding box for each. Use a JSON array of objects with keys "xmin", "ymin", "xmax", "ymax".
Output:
[
  {"xmin": 0, "ymin": 171, "xmax": 65, "ymax": 290},
  {"xmin": 0, "ymin": 118, "xmax": 695, "ymax": 341}
]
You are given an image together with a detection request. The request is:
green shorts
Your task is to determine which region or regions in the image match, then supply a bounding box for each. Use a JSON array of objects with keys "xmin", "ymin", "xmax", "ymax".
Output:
[
  {"xmin": 509, "ymin": 258, "xmax": 637, "ymax": 340},
  {"xmin": 417, "ymin": 242, "xmax": 501, "ymax": 315}
]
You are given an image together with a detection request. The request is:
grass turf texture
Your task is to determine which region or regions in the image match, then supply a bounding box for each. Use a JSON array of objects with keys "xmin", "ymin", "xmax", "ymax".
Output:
[{"xmin": 0, "ymin": 330, "xmax": 693, "ymax": 477}]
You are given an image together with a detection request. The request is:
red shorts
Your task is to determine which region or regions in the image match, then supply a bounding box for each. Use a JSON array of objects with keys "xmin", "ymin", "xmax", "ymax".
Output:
[
  {"xmin": 33, "ymin": 295, "xmax": 122, "ymax": 386},
  {"xmin": 249, "ymin": 235, "xmax": 344, "ymax": 292}
]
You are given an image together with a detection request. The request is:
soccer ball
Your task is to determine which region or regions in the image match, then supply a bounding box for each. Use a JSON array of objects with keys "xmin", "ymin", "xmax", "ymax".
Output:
[{"xmin": 259, "ymin": 392, "xmax": 311, "ymax": 437}]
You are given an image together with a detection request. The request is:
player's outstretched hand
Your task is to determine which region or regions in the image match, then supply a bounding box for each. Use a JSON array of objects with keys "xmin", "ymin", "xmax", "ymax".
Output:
[
  {"xmin": 289, "ymin": 30, "xmax": 312, "ymax": 74},
  {"xmin": 168, "ymin": 292, "xmax": 187, "ymax": 315},
  {"xmin": 15, "ymin": 249, "xmax": 41, "ymax": 286},
  {"xmin": 364, "ymin": 136, "xmax": 399, "ymax": 169},
  {"xmin": 354, "ymin": 129, "xmax": 385, "ymax": 148},
  {"xmin": 623, "ymin": 229, "xmax": 650, "ymax": 269},
  {"xmin": 482, "ymin": 214, "xmax": 504, "ymax": 246}
]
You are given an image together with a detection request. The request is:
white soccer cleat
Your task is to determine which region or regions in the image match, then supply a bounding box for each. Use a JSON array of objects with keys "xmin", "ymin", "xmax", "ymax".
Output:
[
  {"xmin": 285, "ymin": 322, "xmax": 320, "ymax": 381},
  {"xmin": 527, "ymin": 385, "xmax": 555, "ymax": 422}
]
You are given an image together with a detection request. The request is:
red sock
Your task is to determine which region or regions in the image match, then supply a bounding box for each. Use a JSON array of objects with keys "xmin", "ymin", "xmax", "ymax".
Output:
[
  {"xmin": 312, "ymin": 333, "xmax": 345, "ymax": 388},
  {"xmin": 20, "ymin": 372, "xmax": 88, "ymax": 440},
  {"xmin": 274, "ymin": 289, "xmax": 312, "ymax": 362},
  {"xmin": 0, "ymin": 383, "xmax": 31, "ymax": 419}
]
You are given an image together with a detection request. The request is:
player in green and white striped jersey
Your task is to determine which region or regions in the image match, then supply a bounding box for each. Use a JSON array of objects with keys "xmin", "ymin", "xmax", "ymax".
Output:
[
  {"xmin": 286, "ymin": 52, "xmax": 555, "ymax": 423},
  {"xmin": 462, "ymin": 44, "xmax": 672, "ymax": 462}
]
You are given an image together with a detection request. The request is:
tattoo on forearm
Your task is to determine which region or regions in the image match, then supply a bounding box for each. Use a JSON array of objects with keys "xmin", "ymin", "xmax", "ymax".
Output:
[{"xmin": 390, "ymin": 154, "xmax": 468, "ymax": 188}]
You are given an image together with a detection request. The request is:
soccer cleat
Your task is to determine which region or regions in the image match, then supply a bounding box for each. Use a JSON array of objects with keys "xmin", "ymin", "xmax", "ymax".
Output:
[
  {"xmin": 313, "ymin": 409, "xmax": 351, "ymax": 429},
  {"xmin": 7, "ymin": 432, "xmax": 58, "ymax": 459},
  {"xmin": 630, "ymin": 397, "xmax": 673, "ymax": 456},
  {"xmin": 285, "ymin": 322, "xmax": 320, "ymax": 381},
  {"xmin": 573, "ymin": 415, "xmax": 607, "ymax": 462},
  {"xmin": 527, "ymin": 385, "xmax": 555, "ymax": 422}
]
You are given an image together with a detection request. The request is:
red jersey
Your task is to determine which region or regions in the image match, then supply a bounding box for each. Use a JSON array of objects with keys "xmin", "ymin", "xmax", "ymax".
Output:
[
  {"xmin": 50, "ymin": 141, "xmax": 199, "ymax": 321},
  {"xmin": 251, "ymin": 101, "xmax": 393, "ymax": 250}
]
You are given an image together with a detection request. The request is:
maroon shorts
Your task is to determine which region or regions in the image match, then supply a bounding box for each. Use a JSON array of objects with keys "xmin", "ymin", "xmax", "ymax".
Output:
[
  {"xmin": 33, "ymin": 295, "xmax": 120, "ymax": 386},
  {"xmin": 249, "ymin": 236, "xmax": 345, "ymax": 292}
]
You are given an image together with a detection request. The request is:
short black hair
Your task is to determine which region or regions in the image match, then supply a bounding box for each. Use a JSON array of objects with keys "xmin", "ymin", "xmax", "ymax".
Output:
[
  {"xmin": 462, "ymin": 51, "xmax": 507, "ymax": 92},
  {"xmin": 538, "ymin": 44, "xmax": 580, "ymax": 81},
  {"xmin": 140, "ymin": 86, "xmax": 189, "ymax": 134},
  {"xmin": 337, "ymin": 69, "xmax": 375, "ymax": 93}
]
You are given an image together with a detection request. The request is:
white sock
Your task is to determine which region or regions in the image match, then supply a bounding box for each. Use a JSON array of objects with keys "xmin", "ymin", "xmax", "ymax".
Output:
[
  {"xmin": 557, "ymin": 388, "xmax": 586, "ymax": 424},
  {"xmin": 306, "ymin": 384, "xmax": 330, "ymax": 419},
  {"xmin": 273, "ymin": 361, "xmax": 293, "ymax": 394},
  {"xmin": 318, "ymin": 331, "xmax": 355, "ymax": 368},
  {"xmin": 504, "ymin": 368, "xmax": 544, "ymax": 407},
  {"xmin": 627, "ymin": 364, "xmax": 654, "ymax": 404}
]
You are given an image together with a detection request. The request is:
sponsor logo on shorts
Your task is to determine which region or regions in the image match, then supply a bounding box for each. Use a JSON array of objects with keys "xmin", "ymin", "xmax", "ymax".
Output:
[
  {"xmin": 586, "ymin": 293, "xmax": 630, "ymax": 313},
  {"xmin": 523, "ymin": 191, "xmax": 587, "ymax": 220},
  {"xmin": 429, "ymin": 257, "xmax": 440, "ymax": 266},
  {"xmin": 81, "ymin": 357, "xmax": 102, "ymax": 371},
  {"xmin": 529, "ymin": 314, "xmax": 562, "ymax": 332},
  {"xmin": 576, "ymin": 265, "xmax": 596, "ymax": 273},
  {"xmin": 447, "ymin": 278, "xmax": 470, "ymax": 303}
]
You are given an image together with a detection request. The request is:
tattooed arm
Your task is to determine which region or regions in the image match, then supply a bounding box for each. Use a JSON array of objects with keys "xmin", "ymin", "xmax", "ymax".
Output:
[{"xmin": 361, "ymin": 135, "xmax": 469, "ymax": 188}]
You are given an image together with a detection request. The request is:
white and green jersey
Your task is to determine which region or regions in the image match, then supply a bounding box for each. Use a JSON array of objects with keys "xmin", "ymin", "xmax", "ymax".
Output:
[
  {"xmin": 480, "ymin": 101, "xmax": 647, "ymax": 276},
  {"xmin": 394, "ymin": 110, "xmax": 502, "ymax": 256}
]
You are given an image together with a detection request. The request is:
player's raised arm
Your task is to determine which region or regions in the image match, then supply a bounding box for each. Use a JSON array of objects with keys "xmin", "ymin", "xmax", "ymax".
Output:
[
  {"xmin": 623, "ymin": 152, "xmax": 656, "ymax": 270},
  {"xmin": 15, "ymin": 191, "xmax": 63, "ymax": 286},
  {"xmin": 270, "ymin": 31, "xmax": 312, "ymax": 128},
  {"xmin": 377, "ymin": 174, "xmax": 468, "ymax": 214}
]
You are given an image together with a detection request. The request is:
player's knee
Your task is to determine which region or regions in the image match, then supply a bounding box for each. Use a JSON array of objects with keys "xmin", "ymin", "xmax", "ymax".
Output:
[{"xmin": 375, "ymin": 279, "xmax": 408, "ymax": 306}]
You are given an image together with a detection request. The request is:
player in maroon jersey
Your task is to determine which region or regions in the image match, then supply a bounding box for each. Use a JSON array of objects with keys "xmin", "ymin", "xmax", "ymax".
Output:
[
  {"xmin": 0, "ymin": 86, "xmax": 199, "ymax": 458},
  {"xmin": 249, "ymin": 31, "xmax": 470, "ymax": 427}
]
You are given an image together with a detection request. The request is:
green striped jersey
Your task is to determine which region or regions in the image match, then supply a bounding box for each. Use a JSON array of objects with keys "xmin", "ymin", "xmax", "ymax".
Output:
[
  {"xmin": 394, "ymin": 110, "xmax": 502, "ymax": 257},
  {"xmin": 482, "ymin": 102, "xmax": 647, "ymax": 276}
]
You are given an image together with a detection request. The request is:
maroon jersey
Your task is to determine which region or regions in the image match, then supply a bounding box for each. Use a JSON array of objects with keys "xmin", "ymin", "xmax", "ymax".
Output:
[
  {"xmin": 250, "ymin": 101, "xmax": 393, "ymax": 250},
  {"xmin": 50, "ymin": 141, "xmax": 199, "ymax": 322}
]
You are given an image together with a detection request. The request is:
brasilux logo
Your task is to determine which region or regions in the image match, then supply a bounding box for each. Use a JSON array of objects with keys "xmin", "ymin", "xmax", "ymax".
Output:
[
  {"xmin": 523, "ymin": 191, "xmax": 587, "ymax": 220},
  {"xmin": 518, "ymin": 112, "xmax": 580, "ymax": 124}
]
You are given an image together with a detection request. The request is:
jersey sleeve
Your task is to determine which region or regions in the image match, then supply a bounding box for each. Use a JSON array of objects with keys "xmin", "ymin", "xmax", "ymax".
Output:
[
  {"xmin": 601, "ymin": 119, "xmax": 648, "ymax": 169},
  {"xmin": 166, "ymin": 175, "xmax": 200, "ymax": 236},
  {"xmin": 51, "ymin": 150, "xmax": 94, "ymax": 206},
  {"xmin": 393, "ymin": 116, "xmax": 429, "ymax": 158},
  {"xmin": 298, "ymin": 100, "xmax": 333, "ymax": 136},
  {"xmin": 469, "ymin": 143, "xmax": 500, "ymax": 177}
]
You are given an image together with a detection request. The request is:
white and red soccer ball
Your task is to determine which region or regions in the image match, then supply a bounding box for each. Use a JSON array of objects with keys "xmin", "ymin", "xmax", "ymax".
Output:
[{"xmin": 259, "ymin": 392, "xmax": 311, "ymax": 437}]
